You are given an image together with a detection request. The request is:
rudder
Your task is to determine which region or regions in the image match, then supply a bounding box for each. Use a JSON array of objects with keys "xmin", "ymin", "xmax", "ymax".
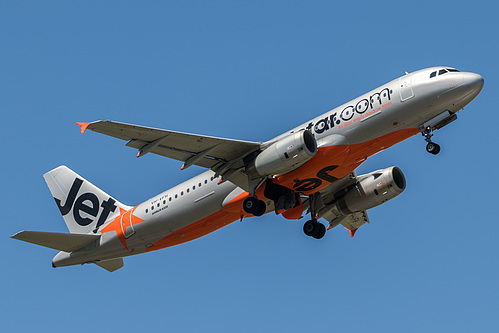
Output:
[{"xmin": 44, "ymin": 166, "xmax": 131, "ymax": 234}]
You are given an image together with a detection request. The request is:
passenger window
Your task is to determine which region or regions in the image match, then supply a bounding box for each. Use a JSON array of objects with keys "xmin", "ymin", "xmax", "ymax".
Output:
[
  {"xmin": 205, "ymin": 180, "xmax": 208, "ymax": 184},
  {"xmin": 175, "ymin": 194, "xmax": 178, "ymax": 199},
  {"xmin": 169, "ymin": 197, "xmax": 172, "ymax": 202},
  {"xmin": 187, "ymin": 188, "xmax": 189, "ymax": 193},
  {"xmin": 199, "ymin": 183, "xmax": 202, "ymax": 187},
  {"xmin": 430, "ymin": 71, "xmax": 437, "ymax": 78},
  {"xmin": 151, "ymin": 206, "xmax": 154, "ymax": 210},
  {"xmin": 181, "ymin": 191, "xmax": 184, "ymax": 196},
  {"xmin": 146, "ymin": 209, "xmax": 148, "ymax": 213},
  {"xmin": 157, "ymin": 203, "xmax": 160, "ymax": 207},
  {"xmin": 439, "ymin": 69, "xmax": 448, "ymax": 75},
  {"xmin": 163, "ymin": 200, "xmax": 166, "ymax": 205}
]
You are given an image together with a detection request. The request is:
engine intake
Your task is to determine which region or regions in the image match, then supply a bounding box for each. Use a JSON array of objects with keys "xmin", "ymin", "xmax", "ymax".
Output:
[{"xmin": 246, "ymin": 130, "xmax": 317, "ymax": 179}]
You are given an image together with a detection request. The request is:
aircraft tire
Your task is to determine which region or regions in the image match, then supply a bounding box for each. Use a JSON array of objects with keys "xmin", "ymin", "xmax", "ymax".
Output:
[
  {"xmin": 303, "ymin": 219, "xmax": 320, "ymax": 237},
  {"xmin": 243, "ymin": 197, "xmax": 259, "ymax": 214},
  {"xmin": 432, "ymin": 143, "xmax": 441, "ymax": 155},
  {"xmin": 426, "ymin": 142, "xmax": 440, "ymax": 155},
  {"xmin": 253, "ymin": 200, "xmax": 267, "ymax": 217},
  {"xmin": 312, "ymin": 223, "xmax": 326, "ymax": 239}
]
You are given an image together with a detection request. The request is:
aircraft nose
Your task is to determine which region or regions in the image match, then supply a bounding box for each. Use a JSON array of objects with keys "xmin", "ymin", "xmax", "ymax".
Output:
[{"xmin": 462, "ymin": 72, "xmax": 484, "ymax": 95}]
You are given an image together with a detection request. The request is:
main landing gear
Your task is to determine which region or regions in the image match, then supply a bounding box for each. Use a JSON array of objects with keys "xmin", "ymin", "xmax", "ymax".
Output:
[
  {"xmin": 243, "ymin": 196, "xmax": 266, "ymax": 216},
  {"xmin": 302, "ymin": 193, "xmax": 326, "ymax": 239},
  {"xmin": 303, "ymin": 219, "xmax": 326, "ymax": 239},
  {"xmin": 421, "ymin": 126, "xmax": 440, "ymax": 155},
  {"xmin": 243, "ymin": 178, "xmax": 267, "ymax": 217}
]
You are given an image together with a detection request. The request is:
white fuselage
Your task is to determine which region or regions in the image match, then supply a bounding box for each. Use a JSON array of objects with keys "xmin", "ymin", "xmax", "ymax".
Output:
[{"xmin": 53, "ymin": 67, "xmax": 484, "ymax": 267}]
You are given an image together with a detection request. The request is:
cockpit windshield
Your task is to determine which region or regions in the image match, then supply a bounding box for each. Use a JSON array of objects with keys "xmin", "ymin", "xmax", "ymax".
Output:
[{"xmin": 430, "ymin": 68, "xmax": 460, "ymax": 78}]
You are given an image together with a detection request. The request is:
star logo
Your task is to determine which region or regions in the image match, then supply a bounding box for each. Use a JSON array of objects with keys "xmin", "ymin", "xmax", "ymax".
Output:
[{"xmin": 101, "ymin": 206, "xmax": 144, "ymax": 251}]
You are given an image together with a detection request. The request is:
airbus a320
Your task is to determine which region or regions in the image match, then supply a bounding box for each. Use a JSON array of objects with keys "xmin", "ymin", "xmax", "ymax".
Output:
[{"xmin": 12, "ymin": 67, "xmax": 484, "ymax": 271}]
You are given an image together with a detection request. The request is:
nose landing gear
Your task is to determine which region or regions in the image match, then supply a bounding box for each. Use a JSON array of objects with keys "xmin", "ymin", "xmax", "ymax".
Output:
[{"xmin": 421, "ymin": 126, "xmax": 441, "ymax": 155}]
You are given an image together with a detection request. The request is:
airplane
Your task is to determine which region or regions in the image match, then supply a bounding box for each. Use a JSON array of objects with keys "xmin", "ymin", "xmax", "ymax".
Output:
[{"xmin": 12, "ymin": 66, "xmax": 484, "ymax": 272}]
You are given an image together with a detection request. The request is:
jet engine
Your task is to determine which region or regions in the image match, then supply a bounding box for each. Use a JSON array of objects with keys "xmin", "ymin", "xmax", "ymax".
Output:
[
  {"xmin": 332, "ymin": 166, "xmax": 406, "ymax": 216},
  {"xmin": 246, "ymin": 130, "xmax": 317, "ymax": 179}
]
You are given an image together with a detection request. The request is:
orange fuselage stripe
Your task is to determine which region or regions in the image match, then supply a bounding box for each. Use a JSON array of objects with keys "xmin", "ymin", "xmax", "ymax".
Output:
[{"xmin": 147, "ymin": 128, "xmax": 419, "ymax": 252}]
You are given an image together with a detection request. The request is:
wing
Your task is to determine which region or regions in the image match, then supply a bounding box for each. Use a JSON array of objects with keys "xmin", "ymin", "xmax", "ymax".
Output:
[{"xmin": 77, "ymin": 120, "xmax": 262, "ymax": 189}]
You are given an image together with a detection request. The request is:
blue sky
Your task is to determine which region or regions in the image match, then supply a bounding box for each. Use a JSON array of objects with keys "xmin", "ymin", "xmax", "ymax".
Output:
[{"xmin": 2, "ymin": 1, "xmax": 498, "ymax": 332}]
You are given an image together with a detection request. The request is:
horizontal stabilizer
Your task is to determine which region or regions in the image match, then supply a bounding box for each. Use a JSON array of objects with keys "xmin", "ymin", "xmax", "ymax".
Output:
[
  {"xmin": 94, "ymin": 258, "xmax": 124, "ymax": 272},
  {"xmin": 11, "ymin": 231, "xmax": 100, "ymax": 252}
]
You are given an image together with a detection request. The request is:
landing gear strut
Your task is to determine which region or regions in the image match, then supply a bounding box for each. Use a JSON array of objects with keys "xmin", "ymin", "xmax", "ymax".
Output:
[
  {"xmin": 421, "ymin": 126, "xmax": 440, "ymax": 155},
  {"xmin": 302, "ymin": 193, "xmax": 326, "ymax": 239}
]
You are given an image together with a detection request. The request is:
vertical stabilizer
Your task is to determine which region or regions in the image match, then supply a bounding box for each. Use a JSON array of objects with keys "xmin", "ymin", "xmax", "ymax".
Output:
[{"xmin": 44, "ymin": 166, "xmax": 131, "ymax": 234}]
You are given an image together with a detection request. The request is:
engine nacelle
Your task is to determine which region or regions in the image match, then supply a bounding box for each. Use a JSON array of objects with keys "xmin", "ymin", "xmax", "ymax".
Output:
[
  {"xmin": 336, "ymin": 166, "xmax": 406, "ymax": 215},
  {"xmin": 246, "ymin": 130, "xmax": 317, "ymax": 179}
]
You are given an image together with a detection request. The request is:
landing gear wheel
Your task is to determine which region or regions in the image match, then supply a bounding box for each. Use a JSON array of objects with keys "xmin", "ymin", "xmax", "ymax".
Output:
[
  {"xmin": 243, "ymin": 197, "xmax": 259, "ymax": 214},
  {"xmin": 433, "ymin": 143, "xmax": 440, "ymax": 155},
  {"xmin": 243, "ymin": 197, "xmax": 266, "ymax": 216},
  {"xmin": 253, "ymin": 200, "xmax": 267, "ymax": 217},
  {"xmin": 303, "ymin": 219, "xmax": 320, "ymax": 237},
  {"xmin": 426, "ymin": 142, "xmax": 441, "ymax": 155},
  {"xmin": 312, "ymin": 223, "xmax": 326, "ymax": 239}
]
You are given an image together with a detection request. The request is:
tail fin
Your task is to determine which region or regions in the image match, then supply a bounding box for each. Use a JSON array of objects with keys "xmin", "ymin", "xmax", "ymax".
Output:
[{"xmin": 44, "ymin": 166, "xmax": 131, "ymax": 234}]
